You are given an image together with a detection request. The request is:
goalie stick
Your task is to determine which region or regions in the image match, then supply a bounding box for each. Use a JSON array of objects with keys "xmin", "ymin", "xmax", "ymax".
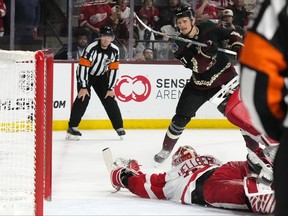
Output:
[
  {"xmin": 134, "ymin": 13, "xmax": 237, "ymax": 56},
  {"xmin": 102, "ymin": 147, "xmax": 121, "ymax": 192}
]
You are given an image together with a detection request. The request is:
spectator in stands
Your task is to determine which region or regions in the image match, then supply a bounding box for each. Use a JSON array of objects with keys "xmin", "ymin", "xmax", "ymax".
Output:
[
  {"xmin": 0, "ymin": 0, "xmax": 6, "ymax": 37},
  {"xmin": 109, "ymin": 2, "xmax": 130, "ymax": 60},
  {"xmin": 54, "ymin": 27, "xmax": 90, "ymax": 60},
  {"xmin": 134, "ymin": 14, "xmax": 156, "ymax": 55},
  {"xmin": 143, "ymin": 47, "xmax": 154, "ymax": 61},
  {"xmin": 137, "ymin": 0, "xmax": 160, "ymax": 30},
  {"xmin": 227, "ymin": 0, "xmax": 251, "ymax": 29},
  {"xmin": 111, "ymin": 0, "xmax": 133, "ymax": 28},
  {"xmin": 243, "ymin": 0, "xmax": 256, "ymax": 13},
  {"xmin": 195, "ymin": 0, "xmax": 219, "ymax": 21},
  {"xmin": 157, "ymin": 0, "xmax": 180, "ymax": 31},
  {"xmin": 78, "ymin": 2, "xmax": 113, "ymax": 39},
  {"xmin": 120, "ymin": 31, "xmax": 139, "ymax": 60},
  {"xmin": 219, "ymin": 8, "xmax": 244, "ymax": 64},
  {"xmin": 209, "ymin": 0, "xmax": 233, "ymax": 9},
  {"xmin": 109, "ymin": 3, "xmax": 129, "ymax": 41},
  {"xmin": 220, "ymin": 9, "xmax": 244, "ymax": 37},
  {"xmin": 15, "ymin": 0, "xmax": 40, "ymax": 40}
]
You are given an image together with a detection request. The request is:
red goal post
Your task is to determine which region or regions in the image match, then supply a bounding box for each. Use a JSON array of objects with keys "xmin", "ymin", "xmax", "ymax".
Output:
[{"xmin": 0, "ymin": 50, "xmax": 53, "ymax": 216}]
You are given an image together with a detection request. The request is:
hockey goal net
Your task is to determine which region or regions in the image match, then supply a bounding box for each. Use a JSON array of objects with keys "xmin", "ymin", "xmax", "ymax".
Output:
[{"xmin": 0, "ymin": 50, "xmax": 53, "ymax": 216}]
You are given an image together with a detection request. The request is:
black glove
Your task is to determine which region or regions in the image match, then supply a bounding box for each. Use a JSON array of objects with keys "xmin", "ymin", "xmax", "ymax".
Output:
[
  {"xmin": 231, "ymin": 45, "xmax": 242, "ymax": 60},
  {"xmin": 120, "ymin": 168, "xmax": 138, "ymax": 188},
  {"xmin": 200, "ymin": 40, "xmax": 218, "ymax": 57}
]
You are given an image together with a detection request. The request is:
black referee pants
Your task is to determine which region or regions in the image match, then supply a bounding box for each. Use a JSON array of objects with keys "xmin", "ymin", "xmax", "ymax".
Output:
[{"xmin": 68, "ymin": 74, "xmax": 123, "ymax": 130}]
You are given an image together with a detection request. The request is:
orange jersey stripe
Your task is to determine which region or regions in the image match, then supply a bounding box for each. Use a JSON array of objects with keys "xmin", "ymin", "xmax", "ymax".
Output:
[
  {"xmin": 109, "ymin": 61, "xmax": 119, "ymax": 70},
  {"xmin": 240, "ymin": 32, "xmax": 287, "ymax": 119},
  {"xmin": 79, "ymin": 57, "xmax": 92, "ymax": 67}
]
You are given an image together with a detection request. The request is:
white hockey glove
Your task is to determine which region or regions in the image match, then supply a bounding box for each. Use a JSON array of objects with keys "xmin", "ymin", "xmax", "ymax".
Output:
[{"xmin": 113, "ymin": 157, "xmax": 141, "ymax": 172}]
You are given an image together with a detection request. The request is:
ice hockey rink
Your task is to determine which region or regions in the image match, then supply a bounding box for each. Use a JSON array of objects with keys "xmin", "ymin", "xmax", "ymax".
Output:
[{"xmin": 45, "ymin": 129, "xmax": 257, "ymax": 216}]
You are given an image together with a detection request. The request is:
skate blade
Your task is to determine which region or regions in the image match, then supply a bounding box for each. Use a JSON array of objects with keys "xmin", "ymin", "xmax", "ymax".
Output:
[{"xmin": 66, "ymin": 133, "xmax": 80, "ymax": 141}]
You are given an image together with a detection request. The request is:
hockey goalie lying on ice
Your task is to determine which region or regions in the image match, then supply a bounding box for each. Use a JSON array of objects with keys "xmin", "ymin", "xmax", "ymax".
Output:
[{"xmin": 109, "ymin": 145, "xmax": 275, "ymax": 214}]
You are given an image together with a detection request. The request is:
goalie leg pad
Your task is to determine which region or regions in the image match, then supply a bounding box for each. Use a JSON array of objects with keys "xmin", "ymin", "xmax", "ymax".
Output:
[
  {"xmin": 244, "ymin": 176, "xmax": 275, "ymax": 214},
  {"xmin": 225, "ymin": 89, "xmax": 259, "ymax": 136},
  {"xmin": 262, "ymin": 144, "xmax": 279, "ymax": 162}
]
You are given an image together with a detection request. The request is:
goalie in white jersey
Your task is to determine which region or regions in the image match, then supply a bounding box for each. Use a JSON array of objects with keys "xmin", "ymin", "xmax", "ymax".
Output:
[{"xmin": 110, "ymin": 145, "xmax": 275, "ymax": 214}]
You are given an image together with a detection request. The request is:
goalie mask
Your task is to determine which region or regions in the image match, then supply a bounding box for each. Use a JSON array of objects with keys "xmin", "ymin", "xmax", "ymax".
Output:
[{"xmin": 172, "ymin": 145, "xmax": 198, "ymax": 167}]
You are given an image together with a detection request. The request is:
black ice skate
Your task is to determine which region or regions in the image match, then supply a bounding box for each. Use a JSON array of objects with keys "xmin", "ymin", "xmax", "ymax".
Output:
[
  {"xmin": 154, "ymin": 149, "xmax": 171, "ymax": 163},
  {"xmin": 116, "ymin": 128, "xmax": 126, "ymax": 140},
  {"xmin": 66, "ymin": 127, "xmax": 82, "ymax": 141}
]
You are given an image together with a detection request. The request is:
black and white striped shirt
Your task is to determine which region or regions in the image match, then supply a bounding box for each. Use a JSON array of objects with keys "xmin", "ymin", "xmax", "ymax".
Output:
[
  {"xmin": 246, "ymin": 0, "xmax": 288, "ymax": 57},
  {"xmin": 76, "ymin": 40, "xmax": 120, "ymax": 90}
]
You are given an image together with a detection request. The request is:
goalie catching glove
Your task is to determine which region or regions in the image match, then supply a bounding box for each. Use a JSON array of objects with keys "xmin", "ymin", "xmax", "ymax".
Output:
[
  {"xmin": 110, "ymin": 158, "xmax": 141, "ymax": 190},
  {"xmin": 111, "ymin": 167, "xmax": 139, "ymax": 189}
]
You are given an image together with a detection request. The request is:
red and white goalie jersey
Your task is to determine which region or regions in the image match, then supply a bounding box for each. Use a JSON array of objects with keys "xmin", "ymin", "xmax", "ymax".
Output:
[
  {"xmin": 111, "ymin": 146, "xmax": 275, "ymax": 214},
  {"xmin": 128, "ymin": 153, "xmax": 222, "ymax": 204}
]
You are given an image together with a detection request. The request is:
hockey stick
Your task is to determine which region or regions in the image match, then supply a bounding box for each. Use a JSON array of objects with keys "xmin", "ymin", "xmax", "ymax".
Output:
[
  {"xmin": 134, "ymin": 14, "xmax": 237, "ymax": 56},
  {"xmin": 102, "ymin": 147, "xmax": 121, "ymax": 192},
  {"xmin": 74, "ymin": 0, "xmax": 114, "ymax": 7}
]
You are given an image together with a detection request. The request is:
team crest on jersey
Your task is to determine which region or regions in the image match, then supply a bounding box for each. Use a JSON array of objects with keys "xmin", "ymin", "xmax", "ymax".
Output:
[
  {"xmin": 170, "ymin": 43, "xmax": 178, "ymax": 52},
  {"xmin": 90, "ymin": 13, "xmax": 107, "ymax": 24}
]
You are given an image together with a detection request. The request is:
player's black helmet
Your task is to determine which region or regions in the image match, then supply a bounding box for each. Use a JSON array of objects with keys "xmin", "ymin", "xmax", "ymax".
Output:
[
  {"xmin": 99, "ymin": 25, "xmax": 114, "ymax": 36},
  {"xmin": 175, "ymin": 6, "xmax": 195, "ymax": 20}
]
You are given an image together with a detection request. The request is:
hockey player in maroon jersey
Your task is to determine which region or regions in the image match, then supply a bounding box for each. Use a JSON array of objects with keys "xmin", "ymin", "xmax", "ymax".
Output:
[
  {"xmin": 153, "ymin": 5, "xmax": 279, "ymax": 170},
  {"xmin": 110, "ymin": 145, "xmax": 275, "ymax": 214}
]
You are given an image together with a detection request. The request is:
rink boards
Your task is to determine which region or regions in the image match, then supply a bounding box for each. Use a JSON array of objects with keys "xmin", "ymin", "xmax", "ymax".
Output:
[{"xmin": 52, "ymin": 61, "xmax": 238, "ymax": 130}]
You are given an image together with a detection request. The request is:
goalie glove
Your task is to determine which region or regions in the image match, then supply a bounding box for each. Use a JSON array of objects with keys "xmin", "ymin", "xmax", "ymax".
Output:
[
  {"xmin": 113, "ymin": 158, "xmax": 141, "ymax": 172},
  {"xmin": 244, "ymin": 175, "xmax": 275, "ymax": 214},
  {"xmin": 110, "ymin": 167, "xmax": 139, "ymax": 190}
]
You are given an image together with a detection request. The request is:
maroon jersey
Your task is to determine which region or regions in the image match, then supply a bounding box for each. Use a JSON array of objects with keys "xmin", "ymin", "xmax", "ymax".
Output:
[{"xmin": 169, "ymin": 21, "xmax": 241, "ymax": 90}]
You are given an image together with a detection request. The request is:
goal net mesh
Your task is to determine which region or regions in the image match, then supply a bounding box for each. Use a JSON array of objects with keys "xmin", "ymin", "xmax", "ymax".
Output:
[{"xmin": 0, "ymin": 50, "xmax": 52, "ymax": 215}]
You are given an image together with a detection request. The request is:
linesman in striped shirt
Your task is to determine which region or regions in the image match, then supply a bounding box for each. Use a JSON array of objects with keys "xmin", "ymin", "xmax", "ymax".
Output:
[
  {"xmin": 66, "ymin": 25, "xmax": 126, "ymax": 140},
  {"xmin": 240, "ymin": 1, "xmax": 288, "ymax": 214}
]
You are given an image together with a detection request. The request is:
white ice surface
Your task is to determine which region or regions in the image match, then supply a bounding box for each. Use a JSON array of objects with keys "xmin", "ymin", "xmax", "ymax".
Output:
[{"xmin": 45, "ymin": 129, "xmax": 257, "ymax": 216}]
